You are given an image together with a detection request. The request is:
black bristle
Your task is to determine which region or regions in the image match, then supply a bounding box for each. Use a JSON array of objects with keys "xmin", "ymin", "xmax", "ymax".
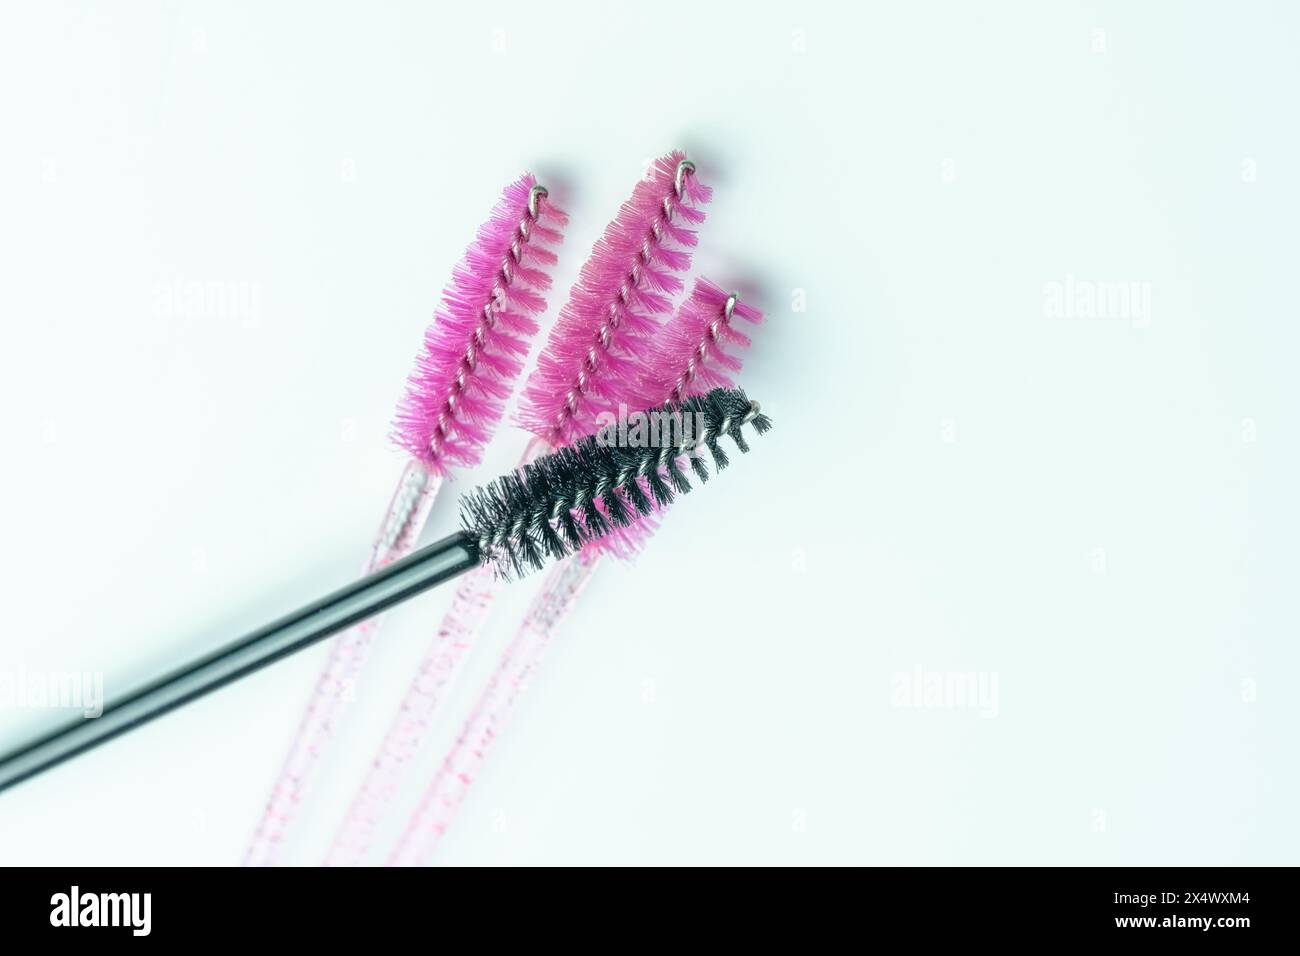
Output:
[
  {"xmin": 621, "ymin": 473, "xmax": 653, "ymax": 515},
  {"xmin": 520, "ymin": 460, "xmax": 563, "ymax": 558},
  {"xmin": 688, "ymin": 450, "xmax": 710, "ymax": 484},
  {"xmin": 706, "ymin": 436, "xmax": 729, "ymax": 471},
  {"xmin": 535, "ymin": 513, "xmax": 568, "ymax": 559},
  {"xmin": 602, "ymin": 483, "xmax": 631, "ymax": 527},
  {"xmin": 515, "ymin": 522, "xmax": 543, "ymax": 571},
  {"xmin": 501, "ymin": 473, "xmax": 543, "ymax": 574},
  {"xmin": 556, "ymin": 504, "xmax": 584, "ymax": 553},
  {"xmin": 643, "ymin": 456, "xmax": 674, "ymax": 508},
  {"xmin": 458, "ymin": 387, "xmax": 772, "ymax": 578},
  {"xmin": 580, "ymin": 492, "xmax": 609, "ymax": 540},
  {"xmin": 664, "ymin": 453, "xmax": 691, "ymax": 495},
  {"xmin": 500, "ymin": 519, "xmax": 526, "ymax": 579}
]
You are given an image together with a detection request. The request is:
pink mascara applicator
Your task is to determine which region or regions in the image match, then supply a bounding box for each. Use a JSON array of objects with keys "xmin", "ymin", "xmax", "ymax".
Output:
[
  {"xmin": 324, "ymin": 151, "xmax": 710, "ymax": 865},
  {"xmin": 388, "ymin": 278, "xmax": 764, "ymax": 866},
  {"xmin": 243, "ymin": 175, "xmax": 567, "ymax": 866}
]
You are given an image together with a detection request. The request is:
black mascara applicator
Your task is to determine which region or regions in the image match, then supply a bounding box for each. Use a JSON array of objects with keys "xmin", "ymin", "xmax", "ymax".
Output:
[{"xmin": 0, "ymin": 388, "xmax": 770, "ymax": 793}]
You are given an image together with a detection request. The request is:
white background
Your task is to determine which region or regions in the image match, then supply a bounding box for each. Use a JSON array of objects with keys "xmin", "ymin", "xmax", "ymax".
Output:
[{"xmin": 1, "ymin": 1, "xmax": 1295, "ymax": 865}]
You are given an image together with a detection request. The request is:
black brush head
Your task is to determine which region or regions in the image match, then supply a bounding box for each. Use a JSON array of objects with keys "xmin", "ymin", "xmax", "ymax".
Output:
[{"xmin": 460, "ymin": 387, "xmax": 772, "ymax": 578}]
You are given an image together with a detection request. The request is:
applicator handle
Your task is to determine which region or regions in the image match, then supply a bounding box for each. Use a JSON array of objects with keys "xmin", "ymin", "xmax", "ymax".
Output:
[{"xmin": 0, "ymin": 532, "xmax": 481, "ymax": 795}]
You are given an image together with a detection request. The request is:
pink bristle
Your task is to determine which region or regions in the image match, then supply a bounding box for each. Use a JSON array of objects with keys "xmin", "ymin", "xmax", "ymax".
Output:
[
  {"xmin": 392, "ymin": 174, "xmax": 566, "ymax": 474},
  {"xmin": 518, "ymin": 151, "xmax": 709, "ymax": 445},
  {"xmin": 592, "ymin": 278, "xmax": 765, "ymax": 556},
  {"xmin": 634, "ymin": 277, "xmax": 763, "ymax": 409}
]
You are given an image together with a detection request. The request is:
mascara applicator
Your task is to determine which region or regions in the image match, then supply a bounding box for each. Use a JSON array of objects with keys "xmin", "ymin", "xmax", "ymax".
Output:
[
  {"xmin": 389, "ymin": 280, "xmax": 763, "ymax": 864},
  {"xmin": 325, "ymin": 152, "xmax": 709, "ymax": 864},
  {"xmin": 244, "ymin": 174, "xmax": 566, "ymax": 866},
  {"xmin": 0, "ymin": 388, "xmax": 771, "ymax": 795}
]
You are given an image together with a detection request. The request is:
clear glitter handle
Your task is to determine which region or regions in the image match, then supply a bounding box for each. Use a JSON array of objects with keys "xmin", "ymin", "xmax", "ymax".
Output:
[
  {"xmin": 243, "ymin": 459, "xmax": 442, "ymax": 866},
  {"xmin": 325, "ymin": 437, "xmax": 552, "ymax": 865},
  {"xmin": 324, "ymin": 561, "xmax": 498, "ymax": 866},
  {"xmin": 387, "ymin": 548, "xmax": 601, "ymax": 867}
]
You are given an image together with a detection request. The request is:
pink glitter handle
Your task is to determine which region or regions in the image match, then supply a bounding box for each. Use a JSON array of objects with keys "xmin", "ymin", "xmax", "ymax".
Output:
[
  {"xmin": 243, "ymin": 459, "xmax": 441, "ymax": 867},
  {"xmin": 323, "ymin": 561, "xmax": 498, "ymax": 866},
  {"xmin": 324, "ymin": 437, "xmax": 552, "ymax": 865},
  {"xmin": 329, "ymin": 157, "xmax": 712, "ymax": 864},
  {"xmin": 387, "ymin": 549, "xmax": 601, "ymax": 867},
  {"xmin": 243, "ymin": 176, "xmax": 563, "ymax": 866},
  {"xmin": 384, "ymin": 279, "xmax": 764, "ymax": 862}
]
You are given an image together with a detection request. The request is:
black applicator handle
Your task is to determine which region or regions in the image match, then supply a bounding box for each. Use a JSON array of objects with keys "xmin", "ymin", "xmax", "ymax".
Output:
[{"xmin": 0, "ymin": 531, "xmax": 480, "ymax": 795}]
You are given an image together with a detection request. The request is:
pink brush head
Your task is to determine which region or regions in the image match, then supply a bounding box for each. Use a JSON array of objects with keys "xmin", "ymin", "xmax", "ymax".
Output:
[
  {"xmin": 518, "ymin": 150, "xmax": 711, "ymax": 447},
  {"xmin": 393, "ymin": 174, "xmax": 567, "ymax": 475},
  {"xmin": 595, "ymin": 277, "xmax": 764, "ymax": 558},
  {"xmin": 633, "ymin": 277, "xmax": 763, "ymax": 409}
]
